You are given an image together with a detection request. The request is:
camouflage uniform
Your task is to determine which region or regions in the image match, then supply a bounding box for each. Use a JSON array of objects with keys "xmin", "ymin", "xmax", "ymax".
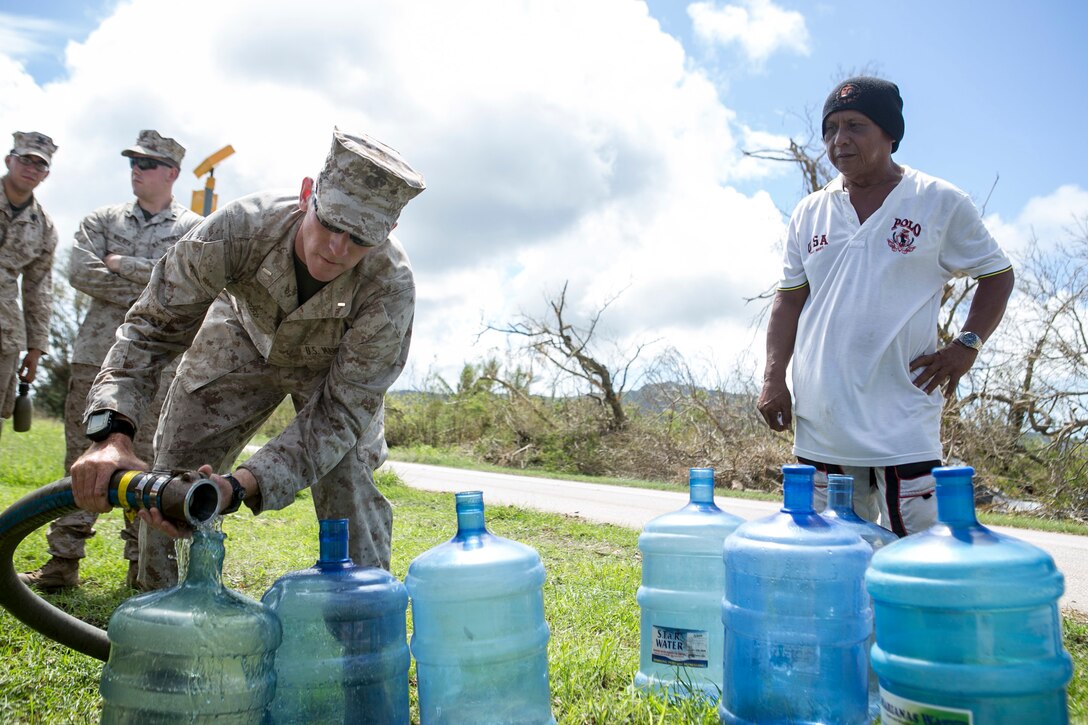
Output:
[
  {"xmin": 50, "ymin": 198, "xmax": 202, "ymax": 563},
  {"xmin": 86, "ymin": 129, "xmax": 424, "ymax": 590},
  {"xmin": 50, "ymin": 131, "xmax": 201, "ymax": 576},
  {"xmin": 0, "ymin": 134, "xmax": 57, "ymax": 420}
]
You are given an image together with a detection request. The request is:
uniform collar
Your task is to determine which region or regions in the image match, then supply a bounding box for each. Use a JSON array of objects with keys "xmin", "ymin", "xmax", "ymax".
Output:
[{"xmin": 125, "ymin": 198, "xmax": 180, "ymax": 223}]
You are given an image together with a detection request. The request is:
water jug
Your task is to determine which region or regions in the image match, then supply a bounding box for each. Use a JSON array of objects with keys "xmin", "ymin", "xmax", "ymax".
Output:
[
  {"xmin": 261, "ymin": 519, "xmax": 409, "ymax": 724},
  {"xmin": 100, "ymin": 529, "xmax": 282, "ymax": 724},
  {"xmin": 822, "ymin": 473, "xmax": 898, "ymax": 551},
  {"xmin": 720, "ymin": 464, "xmax": 872, "ymax": 725},
  {"xmin": 12, "ymin": 381, "xmax": 31, "ymax": 432},
  {"xmin": 634, "ymin": 467, "xmax": 744, "ymax": 701},
  {"xmin": 866, "ymin": 465, "xmax": 1074, "ymax": 724},
  {"xmin": 405, "ymin": 491, "xmax": 555, "ymax": 725},
  {"xmin": 821, "ymin": 473, "xmax": 898, "ymax": 719}
]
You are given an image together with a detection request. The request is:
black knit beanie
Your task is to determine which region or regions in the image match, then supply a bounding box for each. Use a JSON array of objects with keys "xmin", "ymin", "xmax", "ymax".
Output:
[{"xmin": 822, "ymin": 76, "xmax": 904, "ymax": 153}]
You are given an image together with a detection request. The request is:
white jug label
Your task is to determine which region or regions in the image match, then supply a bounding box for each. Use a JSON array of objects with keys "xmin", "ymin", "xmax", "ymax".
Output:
[
  {"xmin": 650, "ymin": 625, "xmax": 708, "ymax": 668},
  {"xmin": 879, "ymin": 687, "xmax": 973, "ymax": 724}
]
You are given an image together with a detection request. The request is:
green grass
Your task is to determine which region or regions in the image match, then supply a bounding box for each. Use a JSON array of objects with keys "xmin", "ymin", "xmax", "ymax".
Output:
[
  {"xmin": 0, "ymin": 422, "xmax": 717, "ymax": 723},
  {"xmin": 1, "ymin": 424, "xmax": 1084, "ymax": 722}
]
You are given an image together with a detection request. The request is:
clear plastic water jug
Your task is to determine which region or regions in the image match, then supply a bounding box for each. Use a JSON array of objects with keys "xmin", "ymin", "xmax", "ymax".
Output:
[
  {"xmin": 100, "ymin": 529, "xmax": 282, "ymax": 724},
  {"xmin": 405, "ymin": 491, "xmax": 555, "ymax": 725},
  {"xmin": 822, "ymin": 473, "xmax": 898, "ymax": 551},
  {"xmin": 866, "ymin": 465, "xmax": 1074, "ymax": 724},
  {"xmin": 634, "ymin": 467, "xmax": 744, "ymax": 701},
  {"xmin": 720, "ymin": 464, "xmax": 872, "ymax": 724},
  {"xmin": 822, "ymin": 473, "xmax": 898, "ymax": 719},
  {"xmin": 261, "ymin": 519, "xmax": 409, "ymax": 724}
]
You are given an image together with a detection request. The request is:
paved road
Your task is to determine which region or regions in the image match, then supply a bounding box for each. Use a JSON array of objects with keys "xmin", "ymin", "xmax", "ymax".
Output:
[{"xmin": 384, "ymin": 460, "xmax": 1087, "ymax": 614}]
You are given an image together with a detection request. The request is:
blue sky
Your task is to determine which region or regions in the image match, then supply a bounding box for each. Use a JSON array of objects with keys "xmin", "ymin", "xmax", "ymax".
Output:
[{"xmin": 1, "ymin": 0, "xmax": 1085, "ymax": 388}]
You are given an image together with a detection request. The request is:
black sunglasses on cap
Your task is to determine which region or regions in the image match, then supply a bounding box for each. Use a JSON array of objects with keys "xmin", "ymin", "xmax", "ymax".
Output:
[
  {"xmin": 130, "ymin": 157, "xmax": 170, "ymax": 171},
  {"xmin": 312, "ymin": 198, "xmax": 370, "ymax": 247}
]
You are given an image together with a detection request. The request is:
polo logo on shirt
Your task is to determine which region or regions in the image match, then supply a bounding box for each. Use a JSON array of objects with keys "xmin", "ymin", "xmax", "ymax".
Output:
[
  {"xmin": 807, "ymin": 233, "xmax": 828, "ymax": 254},
  {"xmin": 887, "ymin": 217, "xmax": 921, "ymax": 255}
]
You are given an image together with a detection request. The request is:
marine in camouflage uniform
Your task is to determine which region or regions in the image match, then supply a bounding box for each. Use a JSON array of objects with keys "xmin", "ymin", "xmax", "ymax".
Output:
[
  {"xmin": 22, "ymin": 131, "xmax": 202, "ymax": 592},
  {"xmin": 0, "ymin": 132, "xmax": 57, "ymax": 428},
  {"xmin": 71, "ymin": 129, "xmax": 425, "ymax": 591}
]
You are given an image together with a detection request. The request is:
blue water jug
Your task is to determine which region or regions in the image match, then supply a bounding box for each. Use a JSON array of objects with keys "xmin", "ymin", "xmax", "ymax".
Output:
[
  {"xmin": 866, "ymin": 465, "xmax": 1074, "ymax": 724},
  {"xmin": 261, "ymin": 519, "xmax": 409, "ymax": 724},
  {"xmin": 406, "ymin": 491, "xmax": 555, "ymax": 724},
  {"xmin": 822, "ymin": 473, "xmax": 898, "ymax": 719},
  {"xmin": 720, "ymin": 464, "xmax": 872, "ymax": 724},
  {"xmin": 100, "ymin": 529, "xmax": 282, "ymax": 724},
  {"xmin": 822, "ymin": 473, "xmax": 899, "ymax": 551},
  {"xmin": 634, "ymin": 467, "xmax": 744, "ymax": 701}
]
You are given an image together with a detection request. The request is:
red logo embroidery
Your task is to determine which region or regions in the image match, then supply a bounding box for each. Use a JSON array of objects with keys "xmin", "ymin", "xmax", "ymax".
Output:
[
  {"xmin": 838, "ymin": 83, "xmax": 857, "ymax": 99},
  {"xmin": 807, "ymin": 234, "xmax": 828, "ymax": 254},
  {"xmin": 887, "ymin": 217, "xmax": 921, "ymax": 255}
]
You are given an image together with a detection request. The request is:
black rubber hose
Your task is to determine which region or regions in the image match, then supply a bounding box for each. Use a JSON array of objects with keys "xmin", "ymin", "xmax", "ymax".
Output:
[
  {"xmin": 0, "ymin": 472, "xmax": 220, "ymax": 662},
  {"xmin": 0, "ymin": 477, "xmax": 111, "ymax": 661}
]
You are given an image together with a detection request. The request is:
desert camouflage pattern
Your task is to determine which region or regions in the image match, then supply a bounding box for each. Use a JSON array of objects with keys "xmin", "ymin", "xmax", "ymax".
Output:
[
  {"xmin": 314, "ymin": 127, "xmax": 425, "ymax": 246},
  {"xmin": 86, "ymin": 191, "xmax": 416, "ymax": 587},
  {"xmin": 12, "ymin": 131, "xmax": 58, "ymax": 164},
  {"xmin": 48, "ymin": 199, "xmax": 201, "ymax": 577},
  {"xmin": 0, "ymin": 183, "xmax": 56, "ymax": 417},
  {"xmin": 68, "ymin": 199, "xmax": 202, "ymax": 366},
  {"xmin": 121, "ymin": 129, "xmax": 185, "ymax": 168}
]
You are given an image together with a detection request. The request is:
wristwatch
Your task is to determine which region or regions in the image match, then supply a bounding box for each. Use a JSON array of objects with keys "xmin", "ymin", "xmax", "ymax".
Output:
[
  {"xmin": 953, "ymin": 331, "xmax": 984, "ymax": 352},
  {"xmin": 85, "ymin": 410, "xmax": 136, "ymax": 442},
  {"xmin": 221, "ymin": 474, "xmax": 247, "ymax": 515}
]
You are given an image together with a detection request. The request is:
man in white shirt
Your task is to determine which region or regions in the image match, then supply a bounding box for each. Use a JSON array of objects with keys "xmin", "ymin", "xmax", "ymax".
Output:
[{"xmin": 757, "ymin": 77, "xmax": 1014, "ymax": 536}]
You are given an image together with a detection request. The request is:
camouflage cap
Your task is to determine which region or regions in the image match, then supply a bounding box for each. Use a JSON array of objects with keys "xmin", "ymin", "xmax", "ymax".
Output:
[
  {"xmin": 12, "ymin": 131, "xmax": 58, "ymax": 164},
  {"xmin": 313, "ymin": 128, "xmax": 426, "ymax": 247},
  {"xmin": 121, "ymin": 130, "xmax": 185, "ymax": 168}
]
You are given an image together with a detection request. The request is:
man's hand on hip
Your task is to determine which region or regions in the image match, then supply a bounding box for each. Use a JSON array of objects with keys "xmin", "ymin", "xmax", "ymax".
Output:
[{"xmin": 909, "ymin": 343, "xmax": 978, "ymax": 398}]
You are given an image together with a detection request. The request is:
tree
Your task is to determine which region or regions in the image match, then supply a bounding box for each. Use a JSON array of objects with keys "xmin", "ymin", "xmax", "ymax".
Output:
[
  {"xmin": 487, "ymin": 282, "xmax": 653, "ymax": 432},
  {"xmin": 36, "ymin": 253, "xmax": 87, "ymax": 418}
]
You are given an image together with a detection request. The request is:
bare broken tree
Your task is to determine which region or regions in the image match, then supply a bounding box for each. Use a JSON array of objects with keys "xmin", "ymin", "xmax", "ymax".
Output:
[{"xmin": 487, "ymin": 281, "xmax": 653, "ymax": 431}]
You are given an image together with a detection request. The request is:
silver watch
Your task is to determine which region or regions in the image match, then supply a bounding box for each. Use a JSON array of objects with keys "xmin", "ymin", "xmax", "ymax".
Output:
[{"xmin": 954, "ymin": 331, "xmax": 983, "ymax": 352}]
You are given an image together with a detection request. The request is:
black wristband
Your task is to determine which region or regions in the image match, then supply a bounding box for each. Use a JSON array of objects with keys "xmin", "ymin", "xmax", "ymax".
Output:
[{"xmin": 221, "ymin": 474, "xmax": 246, "ymax": 515}]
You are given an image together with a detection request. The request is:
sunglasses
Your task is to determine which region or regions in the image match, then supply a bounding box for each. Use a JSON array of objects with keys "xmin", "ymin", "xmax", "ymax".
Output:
[
  {"xmin": 130, "ymin": 157, "xmax": 170, "ymax": 171},
  {"xmin": 14, "ymin": 154, "xmax": 49, "ymax": 172},
  {"xmin": 312, "ymin": 198, "xmax": 370, "ymax": 247}
]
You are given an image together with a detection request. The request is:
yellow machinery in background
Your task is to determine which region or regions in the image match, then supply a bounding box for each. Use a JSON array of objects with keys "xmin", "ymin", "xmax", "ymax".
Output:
[{"xmin": 191, "ymin": 145, "xmax": 235, "ymax": 215}]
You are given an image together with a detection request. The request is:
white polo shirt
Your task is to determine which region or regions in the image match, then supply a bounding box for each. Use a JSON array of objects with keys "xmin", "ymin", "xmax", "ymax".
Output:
[{"xmin": 781, "ymin": 165, "xmax": 1011, "ymax": 466}]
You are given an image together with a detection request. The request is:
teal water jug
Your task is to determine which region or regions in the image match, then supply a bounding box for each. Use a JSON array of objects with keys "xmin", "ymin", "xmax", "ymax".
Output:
[
  {"xmin": 261, "ymin": 519, "xmax": 409, "ymax": 724},
  {"xmin": 100, "ymin": 529, "xmax": 282, "ymax": 724},
  {"xmin": 866, "ymin": 465, "xmax": 1074, "ymax": 724},
  {"xmin": 720, "ymin": 464, "xmax": 872, "ymax": 724},
  {"xmin": 634, "ymin": 467, "xmax": 744, "ymax": 701},
  {"xmin": 405, "ymin": 491, "xmax": 555, "ymax": 725},
  {"xmin": 822, "ymin": 473, "xmax": 898, "ymax": 719}
]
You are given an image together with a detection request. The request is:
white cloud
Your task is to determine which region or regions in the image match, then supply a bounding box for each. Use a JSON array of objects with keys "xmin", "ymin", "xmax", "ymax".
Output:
[
  {"xmin": 688, "ymin": 0, "xmax": 810, "ymax": 66},
  {"xmin": 1, "ymin": 0, "xmax": 787, "ymax": 391},
  {"xmin": 0, "ymin": 13, "xmax": 72, "ymax": 60},
  {"xmin": 985, "ymin": 184, "xmax": 1088, "ymax": 254}
]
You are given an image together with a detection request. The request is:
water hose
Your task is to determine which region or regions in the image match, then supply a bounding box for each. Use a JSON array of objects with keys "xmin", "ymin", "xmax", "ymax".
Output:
[{"xmin": 0, "ymin": 470, "xmax": 221, "ymax": 661}]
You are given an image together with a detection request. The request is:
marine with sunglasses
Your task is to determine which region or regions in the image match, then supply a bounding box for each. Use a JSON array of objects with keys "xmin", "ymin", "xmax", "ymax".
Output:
[
  {"xmin": 0, "ymin": 132, "xmax": 57, "ymax": 441},
  {"xmin": 69, "ymin": 129, "xmax": 425, "ymax": 589},
  {"xmin": 20, "ymin": 131, "xmax": 203, "ymax": 592}
]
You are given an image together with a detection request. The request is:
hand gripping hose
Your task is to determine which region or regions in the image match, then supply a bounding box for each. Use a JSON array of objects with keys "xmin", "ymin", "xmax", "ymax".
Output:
[{"xmin": 0, "ymin": 470, "xmax": 220, "ymax": 661}]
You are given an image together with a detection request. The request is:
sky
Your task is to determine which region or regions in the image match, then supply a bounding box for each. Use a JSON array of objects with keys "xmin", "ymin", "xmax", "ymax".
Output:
[{"xmin": 2, "ymin": 0, "xmax": 1086, "ymax": 393}]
